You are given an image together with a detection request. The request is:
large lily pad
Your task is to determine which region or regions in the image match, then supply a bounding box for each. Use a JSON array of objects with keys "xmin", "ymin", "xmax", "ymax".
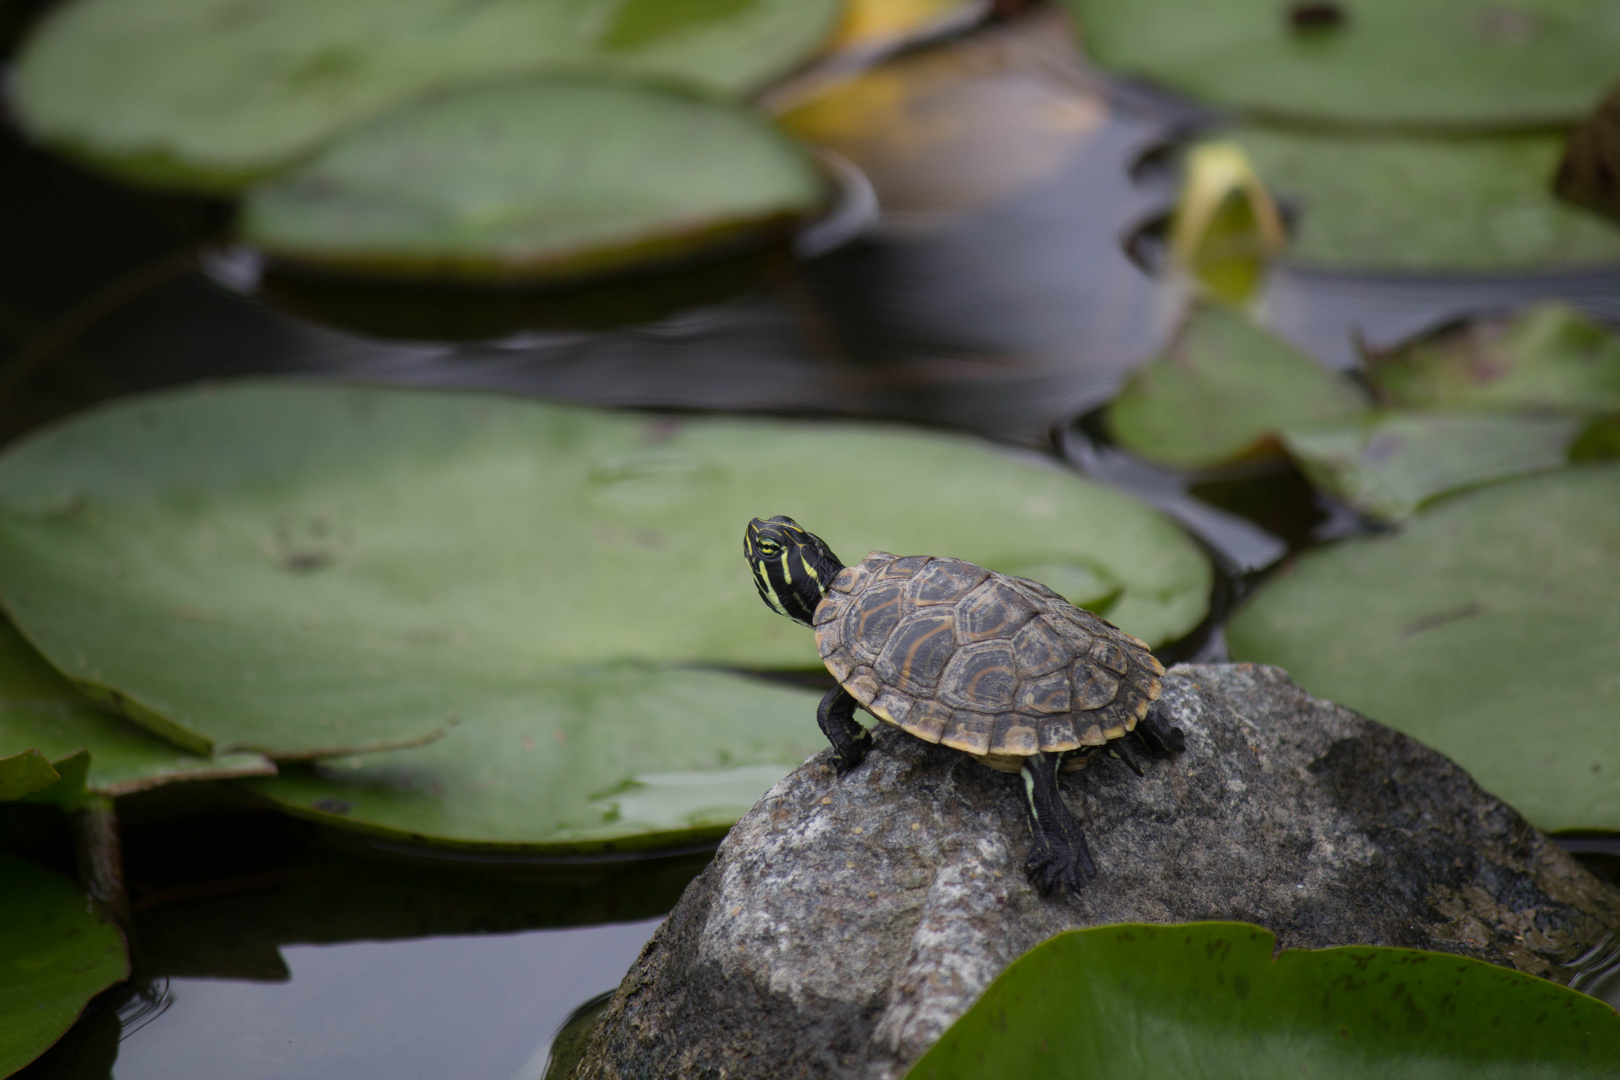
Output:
[
  {"xmin": 240, "ymin": 78, "xmax": 826, "ymax": 283},
  {"xmin": 1, "ymin": 619, "xmax": 273, "ymax": 797},
  {"xmin": 1059, "ymin": 0, "xmax": 1620, "ymax": 129},
  {"xmin": 1227, "ymin": 464, "xmax": 1620, "ymax": 832},
  {"xmin": 239, "ymin": 664, "xmax": 824, "ymax": 851},
  {"xmin": 1282, "ymin": 411, "xmax": 1580, "ymax": 520},
  {"xmin": 906, "ymin": 921, "xmax": 1620, "ymax": 1080},
  {"xmin": 12, "ymin": 0, "xmax": 842, "ymax": 191},
  {"xmin": 0, "ymin": 384, "xmax": 1209, "ymax": 758},
  {"xmin": 0, "ymin": 853, "xmax": 129, "ymax": 1078},
  {"xmin": 1366, "ymin": 302, "xmax": 1620, "ymax": 411},
  {"xmin": 1229, "ymin": 128, "xmax": 1620, "ymax": 272},
  {"xmin": 1107, "ymin": 302, "xmax": 1370, "ymax": 468}
]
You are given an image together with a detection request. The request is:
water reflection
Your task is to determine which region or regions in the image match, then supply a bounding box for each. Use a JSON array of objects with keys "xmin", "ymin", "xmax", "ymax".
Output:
[
  {"xmin": 1565, "ymin": 931, "xmax": 1620, "ymax": 1011},
  {"xmin": 0, "ymin": 9, "xmax": 1174, "ymax": 451},
  {"xmin": 112, "ymin": 920, "xmax": 661, "ymax": 1080}
]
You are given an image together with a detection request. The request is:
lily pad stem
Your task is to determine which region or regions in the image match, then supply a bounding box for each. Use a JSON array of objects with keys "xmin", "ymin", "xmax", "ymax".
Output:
[{"xmin": 68, "ymin": 794, "xmax": 130, "ymax": 928}]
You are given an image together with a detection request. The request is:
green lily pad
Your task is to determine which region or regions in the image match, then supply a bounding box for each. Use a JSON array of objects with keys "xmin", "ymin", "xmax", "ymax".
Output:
[
  {"xmin": 0, "ymin": 383, "xmax": 1209, "ymax": 759},
  {"xmin": 238, "ymin": 664, "xmax": 825, "ymax": 851},
  {"xmin": 240, "ymin": 77, "xmax": 826, "ymax": 283},
  {"xmin": 0, "ymin": 853, "xmax": 129, "ymax": 1078},
  {"xmin": 12, "ymin": 0, "xmax": 841, "ymax": 191},
  {"xmin": 0, "ymin": 748, "xmax": 59, "ymax": 802},
  {"xmin": 905, "ymin": 921, "xmax": 1620, "ymax": 1080},
  {"xmin": 1, "ymin": 619, "xmax": 274, "ymax": 796},
  {"xmin": 1282, "ymin": 411, "xmax": 1580, "ymax": 520},
  {"xmin": 1228, "ymin": 127, "xmax": 1620, "ymax": 272},
  {"xmin": 1227, "ymin": 464, "xmax": 1620, "ymax": 832},
  {"xmin": 1367, "ymin": 302, "xmax": 1620, "ymax": 411},
  {"xmin": 1107, "ymin": 302, "xmax": 1370, "ymax": 468},
  {"xmin": 1059, "ymin": 0, "xmax": 1620, "ymax": 129}
]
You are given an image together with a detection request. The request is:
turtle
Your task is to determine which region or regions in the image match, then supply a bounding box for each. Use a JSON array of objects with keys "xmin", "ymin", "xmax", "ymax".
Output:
[{"xmin": 743, "ymin": 515, "xmax": 1184, "ymax": 895}]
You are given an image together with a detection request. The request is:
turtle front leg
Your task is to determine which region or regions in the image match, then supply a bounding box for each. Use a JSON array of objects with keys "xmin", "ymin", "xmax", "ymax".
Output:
[
  {"xmin": 1020, "ymin": 752, "xmax": 1096, "ymax": 895},
  {"xmin": 817, "ymin": 686, "xmax": 873, "ymax": 774}
]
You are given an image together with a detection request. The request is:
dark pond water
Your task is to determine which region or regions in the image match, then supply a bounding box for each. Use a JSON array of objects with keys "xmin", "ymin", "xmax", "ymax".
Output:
[{"xmin": 5, "ymin": 9, "xmax": 1620, "ymax": 1078}]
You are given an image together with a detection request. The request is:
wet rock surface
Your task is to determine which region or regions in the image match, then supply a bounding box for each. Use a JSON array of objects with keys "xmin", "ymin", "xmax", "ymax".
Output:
[{"xmin": 572, "ymin": 664, "xmax": 1620, "ymax": 1080}]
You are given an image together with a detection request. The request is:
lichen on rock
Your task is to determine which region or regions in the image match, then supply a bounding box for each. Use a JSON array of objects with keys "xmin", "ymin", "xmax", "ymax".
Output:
[{"xmin": 572, "ymin": 664, "xmax": 1620, "ymax": 1080}]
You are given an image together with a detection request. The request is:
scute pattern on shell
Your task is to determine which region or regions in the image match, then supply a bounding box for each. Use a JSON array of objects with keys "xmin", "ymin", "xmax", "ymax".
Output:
[{"xmin": 815, "ymin": 553, "xmax": 1164, "ymax": 760}]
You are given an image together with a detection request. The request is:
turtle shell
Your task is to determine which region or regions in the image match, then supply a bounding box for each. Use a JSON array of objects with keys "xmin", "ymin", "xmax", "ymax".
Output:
[{"xmin": 813, "ymin": 552, "xmax": 1163, "ymax": 770}]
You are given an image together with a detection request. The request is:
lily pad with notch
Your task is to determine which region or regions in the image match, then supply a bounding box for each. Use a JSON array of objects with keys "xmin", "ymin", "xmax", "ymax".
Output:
[
  {"xmin": 1227, "ymin": 464, "xmax": 1620, "ymax": 832},
  {"xmin": 0, "ymin": 383, "xmax": 1211, "ymax": 759},
  {"xmin": 12, "ymin": 0, "xmax": 843, "ymax": 191},
  {"xmin": 904, "ymin": 921, "xmax": 1620, "ymax": 1079},
  {"xmin": 1056, "ymin": 0, "xmax": 1620, "ymax": 129},
  {"xmin": 1, "ymin": 619, "xmax": 274, "ymax": 799}
]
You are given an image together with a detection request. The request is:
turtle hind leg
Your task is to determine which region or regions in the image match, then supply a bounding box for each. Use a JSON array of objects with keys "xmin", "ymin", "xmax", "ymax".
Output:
[
  {"xmin": 1019, "ymin": 752, "xmax": 1096, "ymax": 896},
  {"xmin": 1132, "ymin": 699, "xmax": 1186, "ymax": 759},
  {"xmin": 817, "ymin": 686, "xmax": 873, "ymax": 774}
]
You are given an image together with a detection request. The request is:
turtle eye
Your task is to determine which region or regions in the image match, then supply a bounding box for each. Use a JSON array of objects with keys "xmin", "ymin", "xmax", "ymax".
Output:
[{"xmin": 758, "ymin": 540, "xmax": 781, "ymax": 557}]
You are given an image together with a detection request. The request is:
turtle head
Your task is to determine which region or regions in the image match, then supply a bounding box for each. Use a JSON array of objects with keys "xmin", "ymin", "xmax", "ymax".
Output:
[{"xmin": 744, "ymin": 516, "xmax": 845, "ymax": 627}]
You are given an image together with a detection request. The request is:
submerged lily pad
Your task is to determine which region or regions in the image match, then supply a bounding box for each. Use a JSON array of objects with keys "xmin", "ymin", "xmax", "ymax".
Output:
[
  {"xmin": 777, "ymin": 16, "xmax": 1110, "ymax": 220},
  {"xmin": 906, "ymin": 921, "xmax": 1620, "ymax": 1080},
  {"xmin": 240, "ymin": 665, "xmax": 824, "ymax": 851},
  {"xmin": 821, "ymin": 0, "xmax": 988, "ymax": 56},
  {"xmin": 0, "ymin": 384, "xmax": 1209, "ymax": 758},
  {"xmin": 1283, "ymin": 411, "xmax": 1580, "ymax": 520},
  {"xmin": 241, "ymin": 78, "xmax": 826, "ymax": 283},
  {"xmin": 0, "ymin": 853, "xmax": 129, "ymax": 1078},
  {"xmin": 1228, "ymin": 128, "xmax": 1620, "ymax": 272},
  {"xmin": 12, "ymin": 0, "xmax": 841, "ymax": 190},
  {"xmin": 1227, "ymin": 465, "xmax": 1620, "ymax": 832},
  {"xmin": 1107, "ymin": 303, "xmax": 1369, "ymax": 468},
  {"xmin": 1366, "ymin": 302, "xmax": 1620, "ymax": 411},
  {"xmin": 1, "ymin": 619, "xmax": 273, "ymax": 795},
  {"xmin": 1060, "ymin": 0, "xmax": 1620, "ymax": 129}
]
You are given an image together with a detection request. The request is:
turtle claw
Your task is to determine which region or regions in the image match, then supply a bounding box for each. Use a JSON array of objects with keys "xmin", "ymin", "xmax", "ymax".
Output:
[
  {"xmin": 1024, "ymin": 840, "xmax": 1096, "ymax": 896},
  {"xmin": 833, "ymin": 732, "xmax": 872, "ymax": 775},
  {"xmin": 1019, "ymin": 752, "xmax": 1098, "ymax": 896}
]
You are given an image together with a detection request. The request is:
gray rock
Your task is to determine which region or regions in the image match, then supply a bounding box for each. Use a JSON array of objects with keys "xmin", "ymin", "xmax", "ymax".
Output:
[{"xmin": 574, "ymin": 664, "xmax": 1620, "ymax": 1080}]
